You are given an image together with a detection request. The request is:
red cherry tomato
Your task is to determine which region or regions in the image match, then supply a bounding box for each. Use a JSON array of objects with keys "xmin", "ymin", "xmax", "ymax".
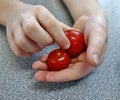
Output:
[
  {"xmin": 65, "ymin": 30, "xmax": 86, "ymax": 57},
  {"xmin": 47, "ymin": 49, "xmax": 70, "ymax": 71}
]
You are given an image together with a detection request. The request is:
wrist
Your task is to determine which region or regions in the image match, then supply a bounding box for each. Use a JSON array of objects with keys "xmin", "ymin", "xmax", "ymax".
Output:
[{"xmin": 63, "ymin": 0, "xmax": 102, "ymax": 21}]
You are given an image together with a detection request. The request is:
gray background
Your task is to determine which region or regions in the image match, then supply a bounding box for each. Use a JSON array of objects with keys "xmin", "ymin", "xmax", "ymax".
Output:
[{"xmin": 0, "ymin": 0, "xmax": 120, "ymax": 100}]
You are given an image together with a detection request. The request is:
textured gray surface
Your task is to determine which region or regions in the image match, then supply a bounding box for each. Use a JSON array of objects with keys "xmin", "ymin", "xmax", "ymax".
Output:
[{"xmin": 0, "ymin": 0, "xmax": 120, "ymax": 100}]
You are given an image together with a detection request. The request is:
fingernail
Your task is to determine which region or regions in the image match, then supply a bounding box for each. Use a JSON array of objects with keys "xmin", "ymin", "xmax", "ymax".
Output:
[
  {"xmin": 92, "ymin": 54, "xmax": 99, "ymax": 65},
  {"xmin": 63, "ymin": 43, "xmax": 70, "ymax": 50},
  {"xmin": 66, "ymin": 43, "xmax": 70, "ymax": 49}
]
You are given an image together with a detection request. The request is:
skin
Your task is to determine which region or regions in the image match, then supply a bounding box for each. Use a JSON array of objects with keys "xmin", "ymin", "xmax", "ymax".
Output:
[
  {"xmin": 32, "ymin": 0, "xmax": 108, "ymax": 82},
  {"xmin": 0, "ymin": 0, "xmax": 108, "ymax": 82},
  {"xmin": 0, "ymin": 0, "xmax": 71, "ymax": 57}
]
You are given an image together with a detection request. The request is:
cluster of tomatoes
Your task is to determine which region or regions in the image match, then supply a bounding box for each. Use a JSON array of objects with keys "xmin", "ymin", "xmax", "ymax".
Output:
[{"xmin": 47, "ymin": 30, "xmax": 86, "ymax": 71}]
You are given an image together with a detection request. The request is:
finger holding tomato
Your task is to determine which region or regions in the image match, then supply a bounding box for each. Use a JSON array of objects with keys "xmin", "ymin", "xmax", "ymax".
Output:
[
  {"xmin": 32, "ymin": 29, "xmax": 90, "ymax": 82},
  {"xmin": 32, "ymin": 49, "xmax": 94, "ymax": 82},
  {"xmin": 32, "ymin": 0, "xmax": 108, "ymax": 82},
  {"xmin": 32, "ymin": 19, "xmax": 107, "ymax": 83}
]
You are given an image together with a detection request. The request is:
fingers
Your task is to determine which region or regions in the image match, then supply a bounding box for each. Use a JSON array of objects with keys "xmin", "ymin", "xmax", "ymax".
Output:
[
  {"xmin": 73, "ymin": 16, "xmax": 108, "ymax": 67},
  {"xmin": 7, "ymin": 5, "xmax": 73, "ymax": 57},
  {"xmin": 21, "ymin": 15, "xmax": 54, "ymax": 47},
  {"xmin": 34, "ymin": 62, "xmax": 94, "ymax": 82},
  {"xmin": 73, "ymin": 16, "xmax": 89, "ymax": 32},
  {"xmin": 6, "ymin": 28, "xmax": 32, "ymax": 57},
  {"xmin": 32, "ymin": 61, "xmax": 48, "ymax": 70},
  {"xmin": 35, "ymin": 6, "xmax": 70, "ymax": 49},
  {"xmin": 13, "ymin": 24, "xmax": 42, "ymax": 53},
  {"xmin": 84, "ymin": 16, "xmax": 108, "ymax": 66},
  {"xmin": 32, "ymin": 54, "xmax": 48, "ymax": 70},
  {"xmin": 32, "ymin": 53, "xmax": 94, "ymax": 82},
  {"xmin": 71, "ymin": 52, "xmax": 86, "ymax": 63}
]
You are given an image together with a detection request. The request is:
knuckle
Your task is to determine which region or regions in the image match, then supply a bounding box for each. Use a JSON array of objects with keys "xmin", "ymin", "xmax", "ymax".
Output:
[
  {"xmin": 23, "ymin": 21, "xmax": 36, "ymax": 34},
  {"xmin": 14, "ymin": 50, "xmax": 31, "ymax": 57},
  {"xmin": 16, "ymin": 37, "xmax": 26, "ymax": 48},
  {"xmin": 11, "ymin": 22, "xmax": 18, "ymax": 31},
  {"xmin": 34, "ymin": 5, "xmax": 46, "ymax": 12},
  {"xmin": 19, "ymin": 13, "xmax": 25, "ymax": 19},
  {"xmin": 46, "ymin": 19, "xmax": 57, "ymax": 29},
  {"xmin": 43, "ymin": 38, "xmax": 54, "ymax": 46},
  {"xmin": 47, "ymin": 38, "xmax": 54, "ymax": 45},
  {"xmin": 93, "ymin": 16, "xmax": 107, "ymax": 30},
  {"xmin": 14, "ymin": 50, "xmax": 23, "ymax": 57},
  {"xmin": 97, "ymin": 21, "xmax": 107, "ymax": 31}
]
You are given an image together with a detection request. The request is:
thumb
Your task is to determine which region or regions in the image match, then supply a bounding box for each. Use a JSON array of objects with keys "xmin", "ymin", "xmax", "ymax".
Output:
[{"xmin": 84, "ymin": 16, "xmax": 108, "ymax": 67}]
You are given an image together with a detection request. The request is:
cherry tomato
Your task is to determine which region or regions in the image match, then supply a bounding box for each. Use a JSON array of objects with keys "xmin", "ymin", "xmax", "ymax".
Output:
[
  {"xmin": 65, "ymin": 30, "xmax": 86, "ymax": 57},
  {"xmin": 47, "ymin": 49, "xmax": 70, "ymax": 71}
]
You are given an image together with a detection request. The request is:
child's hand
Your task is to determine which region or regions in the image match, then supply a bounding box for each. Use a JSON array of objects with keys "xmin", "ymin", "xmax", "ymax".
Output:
[
  {"xmin": 32, "ymin": 1, "xmax": 108, "ymax": 82},
  {"xmin": 5, "ymin": 1, "xmax": 70, "ymax": 57}
]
